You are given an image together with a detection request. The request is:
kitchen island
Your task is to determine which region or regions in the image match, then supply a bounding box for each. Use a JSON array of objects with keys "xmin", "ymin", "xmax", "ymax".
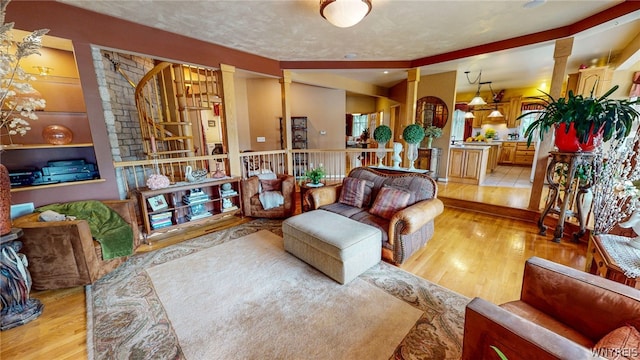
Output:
[{"xmin": 447, "ymin": 145, "xmax": 489, "ymax": 185}]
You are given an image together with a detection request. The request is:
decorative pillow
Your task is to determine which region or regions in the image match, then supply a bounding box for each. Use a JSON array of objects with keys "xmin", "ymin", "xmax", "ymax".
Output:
[
  {"xmin": 361, "ymin": 180, "xmax": 375, "ymax": 207},
  {"xmin": 594, "ymin": 325, "xmax": 640, "ymax": 360},
  {"xmin": 339, "ymin": 177, "xmax": 368, "ymax": 208},
  {"xmin": 369, "ymin": 186, "xmax": 411, "ymax": 220},
  {"xmin": 256, "ymin": 172, "xmax": 277, "ymax": 193},
  {"xmin": 383, "ymin": 184, "xmax": 417, "ymax": 205},
  {"xmin": 260, "ymin": 179, "xmax": 282, "ymax": 192}
]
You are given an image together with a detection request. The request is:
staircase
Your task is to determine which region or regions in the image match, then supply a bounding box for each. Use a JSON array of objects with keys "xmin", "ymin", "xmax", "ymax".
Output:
[{"xmin": 135, "ymin": 62, "xmax": 223, "ymax": 160}]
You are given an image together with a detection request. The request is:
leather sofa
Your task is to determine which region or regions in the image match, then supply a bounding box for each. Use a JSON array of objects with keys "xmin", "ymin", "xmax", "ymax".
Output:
[
  {"xmin": 462, "ymin": 256, "xmax": 640, "ymax": 360},
  {"xmin": 12, "ymin": 199, "xmax": 140, "ymax": 290},
  {"xmin": 304, "ymin": 167, "xmax": 444, "ymax": 265},
  {"xmin": 241, "ymin": 174, "xmax": 295, "ymax": 218}
]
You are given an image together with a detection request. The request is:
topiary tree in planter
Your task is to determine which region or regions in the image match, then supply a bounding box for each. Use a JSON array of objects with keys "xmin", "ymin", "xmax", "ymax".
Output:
[
  {"xmin": 403, "ymin": 124, "xmax": 425, "ymax": 170},
  {"xmin": 373, "ymin": 125, "xmax": 392, "ymax": 167}
]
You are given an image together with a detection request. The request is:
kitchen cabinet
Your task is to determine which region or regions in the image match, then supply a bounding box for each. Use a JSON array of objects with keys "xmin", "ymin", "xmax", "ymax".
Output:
[
  {"xmin": 508, "ymin": 96, "xmax": 522, "ymax": 128},
  {"xmin": 566, "ymin": 66, "xmax": 613, "ymax": 97},
  {"xmin": 471, "ymin": 110, "xmax": 486, "ymax": 127},
  {"xmin": 499, "ymin": 142, "xmax": 516, "ymax": 164},
  {"xmin": 448, "ymin": 146, "xmax": 488, "ymax": 185},
  {"xmin": 514, "ymin": 142, "xmax": 535, "ymax": 165},
  {"xmin": 485, "ymin": 143, "xmax": 501, "ymax": 173},
  {"xmin": 472, "ymin": 103, "xmax": 511, "ymax": 126}
]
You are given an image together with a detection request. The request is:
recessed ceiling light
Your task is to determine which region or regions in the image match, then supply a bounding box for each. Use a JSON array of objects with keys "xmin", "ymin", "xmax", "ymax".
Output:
[
  {"xmin": 383, "ymin": 70, "xmax": 389, "ymax": 74},
  {"xmin": 523, "ymin": 0, "xmax": 546, "ymax": 9},
  {"xmin": 344, "ymin": 53, "xmax": 357, "ymax": 59}
]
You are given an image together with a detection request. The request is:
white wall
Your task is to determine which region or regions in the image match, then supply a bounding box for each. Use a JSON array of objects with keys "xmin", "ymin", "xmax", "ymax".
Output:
[
  {"xmin": 291, "ymin": 83, "xmax": 346, "ymax": 149},
  {"xmin": 234, "ymin": 76, "xmax": 252, "ymax": 151}
]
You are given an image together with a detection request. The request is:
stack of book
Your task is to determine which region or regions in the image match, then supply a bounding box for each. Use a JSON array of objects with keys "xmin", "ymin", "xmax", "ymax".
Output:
[
  {"xmin": 183, "ymin": 189, "xmax": 210, "ymax": 205},
  {"xmin": 150, "ymin": 212, "xmax": 173, "ymax": 229},
  {"xmin": 186, "ymin": 211, "xmax": 213, "ymax": 221},
  {"xmin": 220, "ymin": 185, "xmax": 238, "ymax": 198}
]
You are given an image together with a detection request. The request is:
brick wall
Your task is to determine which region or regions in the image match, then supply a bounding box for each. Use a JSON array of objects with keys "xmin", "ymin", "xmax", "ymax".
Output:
[{"xmin": 93, "ymin": 48, "xmax": 155, "ymax": 162}]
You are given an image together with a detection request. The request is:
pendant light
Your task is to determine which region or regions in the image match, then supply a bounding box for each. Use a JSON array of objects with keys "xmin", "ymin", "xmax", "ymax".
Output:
[{"xmin": 465, "ymin": 71, "xmax": 487, "ymax": 106}]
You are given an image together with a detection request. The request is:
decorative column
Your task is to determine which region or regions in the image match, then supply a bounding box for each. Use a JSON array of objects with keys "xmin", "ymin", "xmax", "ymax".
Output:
[
  {"xmin": 280, "ymin": 70, "xmax": 293, "ymax": 176},
  {"xmin": 529, "ymin": 37, "xmax": 573, "ymax": 211},
  {"xmin": 219, "ymin": 64, "xmax": 241, "ymax": 176},
  {"xmin": 402, "ymin": 68, "xmax": 420, "ymax": 166}
]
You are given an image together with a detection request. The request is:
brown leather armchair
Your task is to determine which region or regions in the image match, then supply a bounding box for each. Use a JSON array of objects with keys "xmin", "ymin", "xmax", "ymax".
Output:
[
  {"xmin": 241, "ymin": 174, "xmax": 295, "ymax": 218},
  {"xmin": 12, "ymin": 199, "xmax": 140, "ymax": 290},
  {"xmin": 462, "ymin": 256, "xmax": 640, "ymax": 360}
]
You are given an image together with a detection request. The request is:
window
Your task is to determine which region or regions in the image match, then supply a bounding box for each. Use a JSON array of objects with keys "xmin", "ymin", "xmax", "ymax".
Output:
[
  {"xmin": 452, "ymin": 110, "xmax": 466, "ymax": 141},
  {"xmin": 352, "ymin": 114, "xmax": 369, "ymax": 137}
]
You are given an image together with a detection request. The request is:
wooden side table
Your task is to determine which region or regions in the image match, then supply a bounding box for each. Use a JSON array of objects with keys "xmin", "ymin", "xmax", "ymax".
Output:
[
  {"xmin": 299, "ymin": 182, "xmax": 324, "ymax": 212},
  {"xmin": 586, "ymin": 234, "xmax": 640, "ymax": 289},
  {"xmin": 539, "ymin": 151, "xmax": 595, "ymax": 243}
]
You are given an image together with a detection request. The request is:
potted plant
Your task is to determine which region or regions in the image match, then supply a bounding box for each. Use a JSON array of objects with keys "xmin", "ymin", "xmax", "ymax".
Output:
[
  {"xmin": 402, "ymin": 124, "xmax": 425, "ymax": 170},
  {"xmin": 521, "ymin": 85, "xmax": 640, "ymax": 152},
  {"xmin": 373, "ymin": 125, "xmax": 392, "ymax": 166},
  {"xmin": 484, "ymin": 128, "xmax": 496, "ymax": 142},
  {"xmin": 424, "ymin": 125, "xmax": 442, "ymax": 148},
  {"xmin": 304, "ymin": 166, "xmax": 325, "ymax": 186}
]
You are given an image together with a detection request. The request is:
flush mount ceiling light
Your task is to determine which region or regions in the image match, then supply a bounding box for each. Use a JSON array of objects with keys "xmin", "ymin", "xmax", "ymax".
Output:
[{"xmin": 320, "ymin": 0, "xmax": 372, "ymax": 28}]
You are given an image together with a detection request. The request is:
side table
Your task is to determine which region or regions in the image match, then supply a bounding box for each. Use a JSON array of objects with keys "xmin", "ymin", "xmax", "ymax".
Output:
[
  {"xmin": 299, "ymin": 182, "xmax": 324, "ymax": 212},
  {"xmin": 1, "ymin": 228, "xmax": 44, "ymax": 331},
  {"xmin": 586, "ymin": 234, "xmax": 640, "ymax": 289},
  {"xmin": 538, "ymin": 151, "xmax": 595, "ymax": 243}
]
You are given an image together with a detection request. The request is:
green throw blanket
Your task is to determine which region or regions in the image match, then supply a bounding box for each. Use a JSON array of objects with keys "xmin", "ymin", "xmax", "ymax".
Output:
[{"xmin": 37, "ymin": 200, "xmax": 134, "ymax": 260}]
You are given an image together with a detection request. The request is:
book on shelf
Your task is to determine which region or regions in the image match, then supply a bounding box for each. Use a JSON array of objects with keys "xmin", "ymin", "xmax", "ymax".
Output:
[
  {"xmin": 150, "ymin": 211, "xmax": 172, "ymax": 220},
  {"xmin": 151, "ymin": 220, "xmax": 173, "ymax": 229},
  {"xmin": 182, "ymin": 196, "xmax": 210, "ymax": 205},
  {"xmin": 220, "ymin": 190, "xmax": 238, "ymax": 197},
  {"xmin": 222, "ymin": 205, "xmax": 239, "ymax": 212},
  {"xmin": 186, "ymin": 212, "xmax": 213, "ymax": 221}
]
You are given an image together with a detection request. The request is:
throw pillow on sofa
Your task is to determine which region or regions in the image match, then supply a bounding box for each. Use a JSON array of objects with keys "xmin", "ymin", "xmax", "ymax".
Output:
[
  {"xmin": 369, "ymin": 186, "xmax": 411, "ymax": 220},
  {"xmin": 593, "ymin": 324, "xmax": 640, "ymax": 359},
  {"xmin": 338, "ymin": 177, "xmax": 369, "ymax": 208}
]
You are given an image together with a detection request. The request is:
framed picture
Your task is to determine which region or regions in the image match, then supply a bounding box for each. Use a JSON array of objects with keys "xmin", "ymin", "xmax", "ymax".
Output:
[
  {"xmin": 208, "ymin": 119, "xmax": 216, "ymax": 127},
  {"xmin": 148, "ymin": 194, "xmax": 168, "ymax": 211}
]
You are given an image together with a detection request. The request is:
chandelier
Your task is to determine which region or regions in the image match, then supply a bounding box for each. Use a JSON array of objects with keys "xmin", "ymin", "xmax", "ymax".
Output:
[
  {"xmin": 320, "ymin": 0, "xmax": 372, "ymax": 28},
  {"xmin": 465, "ymin": 70, "xmax": 504, "ymax": 117}
]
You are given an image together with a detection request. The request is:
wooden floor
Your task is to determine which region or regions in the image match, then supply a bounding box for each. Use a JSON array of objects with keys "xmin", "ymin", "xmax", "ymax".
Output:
[{"xmin": 1, "ymin": 190, "xmax": 587, "ymax": 359}]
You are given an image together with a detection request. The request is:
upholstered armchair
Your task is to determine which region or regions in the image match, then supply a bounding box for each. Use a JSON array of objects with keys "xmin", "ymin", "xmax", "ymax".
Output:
[
  {"xmin": 241, "ymin": 174, "xmax": 295, "ymax": 218},
  {"xmin": 462, "ymin": 256, "xmax": 640, "ymax": 360},
  {"xmin": 12, "ymin": 199, "xmax": 140, "ymax": 290}
]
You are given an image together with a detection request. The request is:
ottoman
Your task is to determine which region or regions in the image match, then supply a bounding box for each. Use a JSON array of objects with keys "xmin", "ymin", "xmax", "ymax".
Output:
[{"xmin": 282, "ymin": 209, "xmax": 382, "ymax": 284}]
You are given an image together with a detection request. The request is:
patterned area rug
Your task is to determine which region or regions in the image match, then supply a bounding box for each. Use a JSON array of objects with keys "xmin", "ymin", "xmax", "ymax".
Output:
[{"xmin": 87, "ymin": 219, "xmax": 468, "ymax": 359}]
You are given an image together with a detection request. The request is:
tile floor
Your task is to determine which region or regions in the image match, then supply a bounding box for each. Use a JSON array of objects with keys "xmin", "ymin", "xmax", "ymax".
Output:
[{"xmin": 483, "ymin": 165, "xmax": 533, "ymax": 188}]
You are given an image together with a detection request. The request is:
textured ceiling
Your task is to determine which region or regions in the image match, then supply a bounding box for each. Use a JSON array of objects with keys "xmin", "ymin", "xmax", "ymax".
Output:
[{"xmin": 58, "ymin": 0, "xmax": 640, "ymax": 92}]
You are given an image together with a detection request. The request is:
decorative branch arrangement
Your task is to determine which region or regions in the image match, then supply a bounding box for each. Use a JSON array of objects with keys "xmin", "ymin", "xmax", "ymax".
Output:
[
  {"xmin": 0, "ymin": 0, "xmax": 48, "ymax": 142},
  {"xmin": 592, "ymin": 125, "xmax": 640, "ymax": 234}
]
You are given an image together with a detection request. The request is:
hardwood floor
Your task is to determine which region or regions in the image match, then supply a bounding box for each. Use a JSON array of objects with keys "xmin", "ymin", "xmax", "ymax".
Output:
[{"xmin": 1, "ymin": 192, "xmax": 587, "ymax": 359}]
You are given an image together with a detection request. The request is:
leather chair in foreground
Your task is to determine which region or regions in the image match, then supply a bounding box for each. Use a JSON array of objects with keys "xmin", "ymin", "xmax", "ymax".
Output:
[
  {"xmin": 12, "ymin": 199, "xmax": 140, "ymax": 290},
  {"xmin": 462, "ymin": 256, "xmax": 640, "ymax": 360}
]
